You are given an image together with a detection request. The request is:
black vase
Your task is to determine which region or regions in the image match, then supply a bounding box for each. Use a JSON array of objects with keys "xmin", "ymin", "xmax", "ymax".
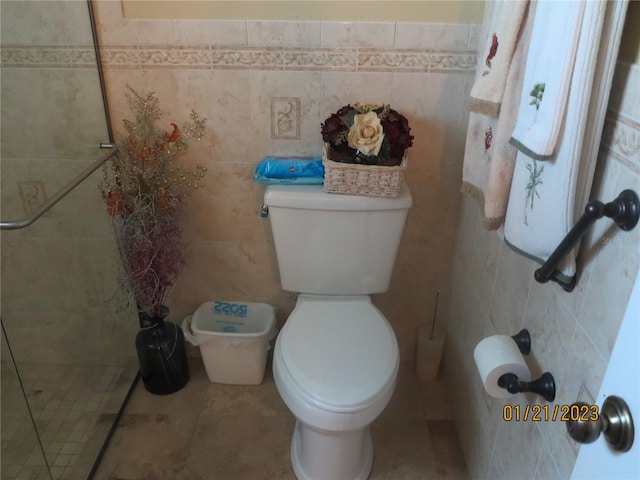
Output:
[{"xmin": 135, "ymin": 306, "xmax": 189, "ymax": 395}]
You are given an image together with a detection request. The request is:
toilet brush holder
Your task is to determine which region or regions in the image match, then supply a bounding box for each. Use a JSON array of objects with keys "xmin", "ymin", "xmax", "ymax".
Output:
[{"xmin": 416, "ymin": 325, "xmax": 445, "ymax": 382}]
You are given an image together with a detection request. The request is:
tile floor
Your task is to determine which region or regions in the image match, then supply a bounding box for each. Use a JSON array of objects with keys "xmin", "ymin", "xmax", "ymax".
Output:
[
  {"xmin": 1, "ymin": 362, "xmax": 135, "ymax": 480},
  {"xmin": 93, "ymin": 358, "xmax": 469, "ymax": 480}
]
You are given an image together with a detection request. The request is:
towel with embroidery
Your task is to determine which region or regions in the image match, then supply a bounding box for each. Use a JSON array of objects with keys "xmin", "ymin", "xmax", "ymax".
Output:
[
  {"xmin": 509, "ymin": 0, "xmax": 586, "ymax": 160},
  {"xmin": 468, "ymin": 0, "xmax": 529, "ymax": 118},
  {"xmin": 504, "ymin": 0, "xmax": 607, "ymax": 286},
  {"xmin": 462, "ymin": 1, "xmax": 533, "ymax": 230},
  {"xmin": 482, "ymin": 1, "xmax": 534, "ymax": 230}
]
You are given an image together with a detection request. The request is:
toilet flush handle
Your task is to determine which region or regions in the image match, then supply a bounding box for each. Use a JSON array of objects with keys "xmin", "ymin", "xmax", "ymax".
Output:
[{"xmin": 260, "ymin": 204, "xmax": 269, "ymax": 218}]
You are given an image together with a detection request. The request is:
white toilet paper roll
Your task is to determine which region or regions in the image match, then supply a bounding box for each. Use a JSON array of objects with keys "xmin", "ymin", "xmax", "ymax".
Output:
[{"xmin": 474, "ymin": 335, "xmax": 531, "ymax": 398}]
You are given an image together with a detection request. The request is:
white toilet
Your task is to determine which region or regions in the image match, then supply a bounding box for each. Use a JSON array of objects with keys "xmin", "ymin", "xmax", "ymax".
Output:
[{"xmin": 264, "ymin": 183, "xmax": 412, "ymax": 480}]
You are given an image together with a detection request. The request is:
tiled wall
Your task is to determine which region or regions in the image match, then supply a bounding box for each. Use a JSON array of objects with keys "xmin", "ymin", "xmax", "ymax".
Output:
[
  {"xmin": 444, "ymin": 56, "xmax": 640, "ymax": 478},
  {"xmin": 91, "ymin": 1, "xmax": 481, "ymax": 361}
]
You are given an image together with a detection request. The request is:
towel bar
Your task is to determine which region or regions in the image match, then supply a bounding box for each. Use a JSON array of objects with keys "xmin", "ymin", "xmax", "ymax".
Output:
[{"xmin": 534, "ymin": 189, "xmax": 639, "ymax": 292}]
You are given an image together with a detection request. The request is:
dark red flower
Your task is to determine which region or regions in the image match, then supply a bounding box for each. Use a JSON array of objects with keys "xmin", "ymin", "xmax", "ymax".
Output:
[
  {"xmin": 486, "ymin": 33, "xmax": 499, "ymax": 68},
  {"xmin": 381, "ymin": 109, "xmax": 414, "ymax": 160},
  {"xmin": 104, "ymin": 191, "xmax": 131, "ymax": 216},
  {"xmin": 166, "ymin": 123, "xmax": 180, "ymax": 143},
  {"xmin": 484, "ymin": 126, "xmax": 493, "ymax": 151},
  {"xmin": 321, "ymin": 113, "xmax": 349, "ymax": 145}
]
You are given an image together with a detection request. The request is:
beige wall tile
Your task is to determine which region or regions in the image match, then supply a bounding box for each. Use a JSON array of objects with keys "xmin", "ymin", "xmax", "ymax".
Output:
[
  {"xmin": 93, "ymin": 0, "xmax": 174, "ymax": 46},
  {"xmin": 247, "ymin": 20, "xmax": 321, "ymax": 47},
  {"xmin": 1, "ymin": 1, "xmax": 93, "ymax": 45},
  {"xmin": 395, "ymin": 23, "xmax": 472, "ymax": 50},
  {"xmin": 173, "ymin": 19, "xmax": 248, "ymax": 46},
  {"xmin": 321, "ymin": 21, "xmax": 396, "ymax": 48}
]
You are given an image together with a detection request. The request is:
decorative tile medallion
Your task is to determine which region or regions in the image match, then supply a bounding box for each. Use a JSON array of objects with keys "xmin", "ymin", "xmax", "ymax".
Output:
[
  {"xmin": 271, "ymin": 97, "xmax": 301, "ymax": 139},
  {"xmin": 18, "ymin": 181, "xmax": 47, "ymax": 217},
  {"xmin": 601, "ymin": 111, "xmax": 640, "ymax": 174}
]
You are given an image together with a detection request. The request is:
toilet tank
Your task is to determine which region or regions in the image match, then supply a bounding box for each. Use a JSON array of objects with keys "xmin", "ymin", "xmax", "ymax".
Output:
[{"xmin": 264, "ymin": 184, "xmax": 412, "ymax": 295}]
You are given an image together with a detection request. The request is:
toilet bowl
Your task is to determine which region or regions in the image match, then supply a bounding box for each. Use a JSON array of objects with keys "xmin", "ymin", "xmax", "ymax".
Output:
[
  {"xmin": 263, "ymin": 183, "xmax": 411, "ymax": 479},
  {"xmin": 273, "ymin": 295, "xmax": 399, "ymax": 480}
]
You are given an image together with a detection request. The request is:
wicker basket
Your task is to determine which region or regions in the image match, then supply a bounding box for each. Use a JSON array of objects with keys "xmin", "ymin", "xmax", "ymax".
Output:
[{"xmin": 322, "ymin": 143, "xmax": 407, "ymax": 198}]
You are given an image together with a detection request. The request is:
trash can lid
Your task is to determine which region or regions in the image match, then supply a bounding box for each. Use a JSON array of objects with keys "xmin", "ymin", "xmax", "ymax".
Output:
[{"xmin": 192, "ymin": 301, "xmax": 275, "ymax": 337}]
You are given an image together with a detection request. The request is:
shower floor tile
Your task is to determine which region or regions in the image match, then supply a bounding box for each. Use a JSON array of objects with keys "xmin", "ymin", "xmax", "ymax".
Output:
[
  {"xmin": 1, "ymin": 362, "xmax": 136, "ymax": 480},
  {"xmin": 93, "ymin": 360, "xmax": 470, "ymax": 480}
]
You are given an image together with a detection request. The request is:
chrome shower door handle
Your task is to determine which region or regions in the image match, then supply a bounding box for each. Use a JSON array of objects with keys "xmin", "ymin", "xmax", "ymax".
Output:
[{"xmin": 566, "ymin": 395, "xmax": 634, "ymax": 452}]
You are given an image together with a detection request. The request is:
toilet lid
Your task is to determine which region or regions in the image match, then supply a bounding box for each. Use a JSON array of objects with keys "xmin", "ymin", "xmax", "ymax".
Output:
[{"xmin": 279, "ymin": 297, "xmax": 398, "ymax": 412}]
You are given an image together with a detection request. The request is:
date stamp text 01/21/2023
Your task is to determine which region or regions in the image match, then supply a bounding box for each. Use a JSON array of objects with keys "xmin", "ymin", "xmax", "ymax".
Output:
[{"xmin": 502, "ymin": 404, "xmax": 600, "ymax": 422}]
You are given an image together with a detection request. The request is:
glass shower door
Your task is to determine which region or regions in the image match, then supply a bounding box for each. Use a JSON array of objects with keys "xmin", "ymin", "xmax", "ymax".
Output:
[{"xmin": 0, "ymin": 2, "xmax": 139, "ymax": 479}]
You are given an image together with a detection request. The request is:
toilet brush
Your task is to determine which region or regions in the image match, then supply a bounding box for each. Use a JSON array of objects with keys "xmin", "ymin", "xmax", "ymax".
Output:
[
  {"xmin": 429, "ymin": 288, "xmax": 439, "ymax": 341},
  {"xmin": 416, "ymin": 288, "xmax": 445, "ymax": 382}
]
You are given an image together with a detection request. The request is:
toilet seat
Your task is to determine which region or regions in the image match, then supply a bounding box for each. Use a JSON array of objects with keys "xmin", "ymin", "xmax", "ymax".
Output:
[{"xmin": 278, "ymin": 296, "xmax": 398, "ymax": 413}]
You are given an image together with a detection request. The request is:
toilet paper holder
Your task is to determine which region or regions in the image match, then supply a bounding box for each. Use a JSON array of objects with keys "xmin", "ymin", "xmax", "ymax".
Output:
[{"xmin": 497, "ymin": 329, "xmax": 556, "ymax": 402}]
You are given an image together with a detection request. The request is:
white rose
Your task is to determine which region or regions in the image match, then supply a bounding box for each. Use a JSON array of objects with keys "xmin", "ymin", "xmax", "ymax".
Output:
[{"xmin": 347, "ymin": 111, "xmax": 385, "ymax": 156}]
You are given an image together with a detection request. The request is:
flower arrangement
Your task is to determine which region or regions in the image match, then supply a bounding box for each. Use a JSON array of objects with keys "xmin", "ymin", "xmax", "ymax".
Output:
[
  {"xmin": 321, "ymin": 103, "xmax": 414, "ymax": 166},
  {"xmin": 99, "ymin": 86, "xmax": 206, "ymax": 319}
]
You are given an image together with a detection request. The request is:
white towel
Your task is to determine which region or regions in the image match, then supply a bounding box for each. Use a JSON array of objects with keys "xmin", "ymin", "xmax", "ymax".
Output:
[
  {"xmin": 504, "ymin": 0, "xmax": 607, "ymax": 286},
  {"xmin": 509, "ymin": 0, "xmax": 586, "ymax": 160},
  {"xmin": 469, "ymin": 0, "xmax": 529, "ymax": 118},
  {"xmin": 462, "ymin": 1, "xmax": 533, "ymax": 230},
  {"xmin": 482, "ymin": 2, "xmax": 534, "ymax": 230}
]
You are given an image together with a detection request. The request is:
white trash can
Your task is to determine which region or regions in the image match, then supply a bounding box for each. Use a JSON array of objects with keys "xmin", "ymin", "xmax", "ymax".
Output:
[{"xmin": 182, "ymin": 301, "xmax": 277, "ymax": 385}]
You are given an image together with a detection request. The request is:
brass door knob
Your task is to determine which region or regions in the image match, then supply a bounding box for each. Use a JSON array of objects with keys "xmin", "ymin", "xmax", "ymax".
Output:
[{"xmin": 566, "ymin": 396, "xmax": 634, "ymax": 452}]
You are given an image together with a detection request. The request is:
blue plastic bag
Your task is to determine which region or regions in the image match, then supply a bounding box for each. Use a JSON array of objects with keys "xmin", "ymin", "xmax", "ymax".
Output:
[{"xmin": 253, "ymin": 156, "xmax": 324, "ymax": 184}]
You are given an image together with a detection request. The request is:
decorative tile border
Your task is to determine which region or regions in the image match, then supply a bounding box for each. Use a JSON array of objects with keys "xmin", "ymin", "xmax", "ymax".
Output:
[
  {"xmin": 210, "ymin": 47, "xmax": 284, "ymax": 70},
  {"xmin": 430, "ymin": 51, "xmax": 477, "ymax": 73},
  {"xmin": 358, "ymin": 49, "xmax": 430, "ymax": 72},
  {"xmin": 1, "ymin": 45, "xmax": 97, "ymax": 68},
  {"xmin": 284, "ymin": 48, "xmax": 357, "ymax": 71},
  {"xmin": 139, "ymin": 46, "xmax": 212, "ymax": 68},
  {"xmin": 1, "ymin": 44, "xmax": 476, "ymax": 74},
  {"xmin": 601, "ymin": 111, "xmax": 640, "ymax": 174}
]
